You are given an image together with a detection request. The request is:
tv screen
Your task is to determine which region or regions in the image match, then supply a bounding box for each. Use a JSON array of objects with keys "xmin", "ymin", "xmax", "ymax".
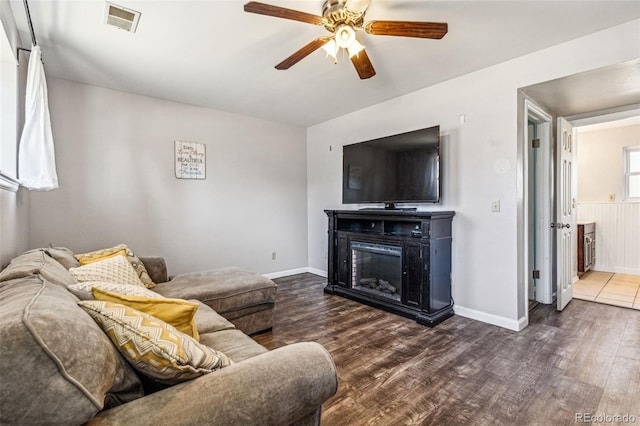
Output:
[{"xmin": 342, "ymin": 125, "xmax": 440, "ymax": 205}]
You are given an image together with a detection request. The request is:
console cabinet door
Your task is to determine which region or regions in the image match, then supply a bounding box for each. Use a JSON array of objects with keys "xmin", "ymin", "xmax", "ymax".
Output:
[
  {"xmin": 402, "ymin": 242, "xmax": 422, "ymax": 308},
  {"xmin": 337, "ymin": 234, "xmax": 350, "ymax": 287},
  {"xmin": 418, "ymin": 242, "xmax": 430, "ymax": 312},
  {"xmin": 428, "ymin": 239, "xmax": 451, "ymax": 311}
]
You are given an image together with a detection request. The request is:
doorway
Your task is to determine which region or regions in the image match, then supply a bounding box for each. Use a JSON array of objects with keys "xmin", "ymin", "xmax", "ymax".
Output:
[
  {"xmin": 518, "ymin": 60, "xmax": 640, "ymax": 326},
  {"xmin": 569, "ymin": 115, "xmax": 640, "ymax": 310},
  {"xmin": 523, "ymin": 99, "xmax": 554, "ymax": 311}
]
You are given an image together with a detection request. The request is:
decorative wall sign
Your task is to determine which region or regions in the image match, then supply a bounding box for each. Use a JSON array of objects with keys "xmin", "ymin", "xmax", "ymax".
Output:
[{"xmin": 175, "ymin": 141, "xmax": 206, "ymax": 180}]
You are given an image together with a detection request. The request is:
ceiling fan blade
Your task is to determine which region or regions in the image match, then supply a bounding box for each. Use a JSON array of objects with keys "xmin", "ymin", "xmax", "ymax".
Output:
[
  {"xmin": 365, "ymin": 20, "xmax": 448, "ymax": 39},
  {"xmin": 345, "ymin": 0, "xmax": 371, "ymax": 14},
  {"xmin": 350, "ymin": 50, "xmax": 376, "ymax": 80},
  {"xmin": 275, "ymin": 38, "xmax": 330, "ymax": 70},
  {"xmin": 244, "ymin": 2, "xmax": 324, "ymax": 25}
]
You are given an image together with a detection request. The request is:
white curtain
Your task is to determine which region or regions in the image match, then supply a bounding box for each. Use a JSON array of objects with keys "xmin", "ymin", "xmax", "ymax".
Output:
[{"xmin": 18, "ymin": 45, "xmax": 58, "ymax": 190}]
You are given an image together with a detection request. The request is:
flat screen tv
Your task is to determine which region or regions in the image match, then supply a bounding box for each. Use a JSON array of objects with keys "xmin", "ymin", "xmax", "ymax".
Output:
[{"xmin": 342, "ymin": 125, "xmax": 440, "ymax": 207}]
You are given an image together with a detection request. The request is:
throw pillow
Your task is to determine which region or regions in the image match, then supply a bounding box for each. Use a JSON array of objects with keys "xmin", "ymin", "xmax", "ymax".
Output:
[
  {"xmin": 69, "ymin": 255, "xmax": 145, "ymax": 287},
  {"xmin": 45, "ymin": 246, "xmax": 81, "ymax": 269},
  {"xmin": 77, "ymin": 248, "xmax": 127, "ymax": 265},
  {"xmin": 92, "ymin": 288, "xmax": 199, "ymax": 340},
  {"xmin": 78, "ymin": 301, "xmax": 232, "ymax": 384},
  {"xmin": 75, "ymin": 244, "xmax": 156, "ymax": 288},
  {"xmin": 68, "ymin": 282, "xmax": 164, "ymax": 301}
]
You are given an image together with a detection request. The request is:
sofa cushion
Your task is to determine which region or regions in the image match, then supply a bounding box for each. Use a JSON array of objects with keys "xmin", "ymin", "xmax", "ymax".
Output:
[
  {"xmin": 45, "ymin": 246, "xmax": 80, "ymax": 269},
  {"xmin": 70, "ymin": 255, "xmax": 145, "ymax": 287},
  {"xmin": 79, "ymin": 301, "xmax": 233, "ymax": 384},
  {"xmin": 225, "ymin": 306, "xmax": 274, "ymax": 336},
  {"xmin": 75, "ymin": 244, "xmax": 156, "ymax": 288},
  {"xmin": 153, "ymin": 267, "xmax": 277, "ymax": 315},
  {"xmin": 139, "ymin": 256, "xmax": 168, "ymax": 284},
  {"xmin": 93, "ymin": 288, "xmax": 200, "ymax": 339},
  {"xmin": 0, "ymin": 276, "xmax": 143, "ymax": 425},
  {"xmin": 191, "ymin": 300, "xmax": 236, "ymax": 335},
  {"xmin": 198, "ymin": 329, "xmax": 269, "ymax": 363},
  {"xmin": 68, "ymin": 281, "xmax": 164, "ymax": 301},
  {"xmin": 0, "ymin": 249, "xmax": 76, "ymax": 288}
]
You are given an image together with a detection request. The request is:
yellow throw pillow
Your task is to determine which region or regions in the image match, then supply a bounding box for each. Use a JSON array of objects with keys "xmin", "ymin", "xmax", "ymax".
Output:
[
  {"xmin": 77, "ymin": 249, "xmax": 127, "ymax": 265},
  {"xmin": 92, "ymin": 287, "xmax": 199, "ymax": 340},
  {"xmin": 75, "ymin": 244, "xmax": 156, "ymax": 289},
  {"xmin": 69, "ymin": 255, "xmax": 146, "ymax": 287},
  {"xmin": 78, "ymin": 300, "xmax": 232, "ymax": 384}
]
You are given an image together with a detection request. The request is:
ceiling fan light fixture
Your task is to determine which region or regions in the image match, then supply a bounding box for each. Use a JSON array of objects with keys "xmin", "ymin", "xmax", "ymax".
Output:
[
  {"xmin": 322, "ymin": 39, "xmax": 338, "ymax": 61},
  {"xmin": 335, "ymin": 25, "xmax": 356, "ymax": 48},
  {"xmin": 344, "ymin": 0, "xmax": 371, "ymax": 15},
  {"xmin": 347, "ymin": 39, "xmax": 364, "ymax": 57}
]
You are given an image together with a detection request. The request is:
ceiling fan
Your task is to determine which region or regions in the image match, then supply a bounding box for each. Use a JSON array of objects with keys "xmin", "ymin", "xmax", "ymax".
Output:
[{"xmin": 243, "ymin": 0, "xmax": 448, "ymax": 80}]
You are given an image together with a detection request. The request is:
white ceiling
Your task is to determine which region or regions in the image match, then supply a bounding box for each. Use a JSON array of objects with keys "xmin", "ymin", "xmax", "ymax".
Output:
[
  {"xmin": 578, "ymin": 115, "xmax": 640, "ymax": 133},
  {"xmin": 522, "ymin": 59, "xmax": 640, "ymax": 118},
  {"xmin": 8, "ymin": 0, "xmax": 640, "ymax": 127}
]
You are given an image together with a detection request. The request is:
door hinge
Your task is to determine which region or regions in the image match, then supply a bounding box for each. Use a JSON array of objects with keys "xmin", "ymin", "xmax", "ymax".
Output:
[
  {"xmin": 532, "ymin": 139, "xmax": 540, "ymax": 148},
  {"xmin": 532, "ymin": 270, "xmax": 540, "ymax": 279}
]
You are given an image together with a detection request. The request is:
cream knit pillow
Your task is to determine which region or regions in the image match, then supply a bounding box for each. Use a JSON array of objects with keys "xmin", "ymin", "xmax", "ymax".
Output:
[
  {"xmin": 75, "ymin": 244, "xmax": 156, "ymax": 288},
  {"xmin": 68, "ymin": 281, "xmax": 163, "ymax": 301},
  {"xmin": 69, "ymin": 255, "xmax": 145, "ymax": 287}
]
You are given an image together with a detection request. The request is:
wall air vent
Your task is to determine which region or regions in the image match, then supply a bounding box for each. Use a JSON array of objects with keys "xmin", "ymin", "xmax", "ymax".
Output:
[{"xmin": 104, "ymin": 2, "xmax": 141, "ymax": 33}]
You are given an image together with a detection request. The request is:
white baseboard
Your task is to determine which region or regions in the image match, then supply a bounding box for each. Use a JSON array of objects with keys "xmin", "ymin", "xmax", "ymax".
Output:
[
  {"xmin": 307, "ymin": 267, "xmax": 328, "ymax": 278},
  {"xmin": 262, "ymin": 267, "xmax": 328, "ymax": 279},
  {"xmin": 453, "ymin": 305, "xmax": 526, "ymax": 331},
  {"xmin": 593, "ymin": 265, "xmax": 640, "ymax": 275}
]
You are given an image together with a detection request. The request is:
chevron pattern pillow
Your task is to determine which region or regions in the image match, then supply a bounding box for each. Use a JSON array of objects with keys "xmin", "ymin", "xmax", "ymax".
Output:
[
  {"xmin": 75, "ymin": 244, "xmax": 156, "ymax": 288},
  {"xmin": 70, "ymin": 255, "xmax": 145, "ymax": 287},
  {"xmin": 78, "ymin": 300, "xmax": 232, "ymax": 384}
]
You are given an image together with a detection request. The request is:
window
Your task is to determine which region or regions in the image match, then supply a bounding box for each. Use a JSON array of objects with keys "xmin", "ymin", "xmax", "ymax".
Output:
[
  {"xmin": 0, "ymin": 20, "xmax": 19, "ymax": 191},
  {"xmin": 624, "ymin": 145, "xmax": 640, "ymax": 200}
]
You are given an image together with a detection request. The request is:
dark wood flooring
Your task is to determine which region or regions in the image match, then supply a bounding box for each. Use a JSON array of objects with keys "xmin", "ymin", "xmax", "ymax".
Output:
[{"xmin": 254, "ymin": 274, "xmax": 640, "ymax": 425}]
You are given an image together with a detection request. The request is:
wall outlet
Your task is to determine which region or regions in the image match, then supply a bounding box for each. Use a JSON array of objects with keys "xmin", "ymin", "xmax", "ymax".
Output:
[
  {"xmin": 271, "ymin": 251, "xmax": 277, "ymax": 261},
  {"xmin": 608, "ymin": 194, "xmax": 615, "ymax": 202},
  {"xmin": 491, "ymin": 200, "xmax": 500, "ymax": 212}
]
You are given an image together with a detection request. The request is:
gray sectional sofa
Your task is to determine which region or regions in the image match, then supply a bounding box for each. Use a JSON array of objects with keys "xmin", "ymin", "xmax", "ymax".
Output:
[{"xmin": 0, "ymin": 247, "xmax": 338, "ymax": 425}]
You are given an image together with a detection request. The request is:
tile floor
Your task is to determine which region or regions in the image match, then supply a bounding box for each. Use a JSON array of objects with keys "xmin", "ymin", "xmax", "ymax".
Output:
[{"xmin": 573, "ymin": 271, "xmax": 640, "ymax": 310}]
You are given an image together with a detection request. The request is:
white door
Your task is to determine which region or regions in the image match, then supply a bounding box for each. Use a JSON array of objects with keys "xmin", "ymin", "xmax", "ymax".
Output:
[{"xmin": 556, "ymin": 117, "xmax": 574, "ymax": 311}]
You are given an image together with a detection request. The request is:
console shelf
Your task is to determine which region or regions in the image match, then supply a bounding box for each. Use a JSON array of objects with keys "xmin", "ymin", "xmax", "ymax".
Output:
[{"xmin": 325, "ymin": 210, "xmax": 455, "ymax": 327}]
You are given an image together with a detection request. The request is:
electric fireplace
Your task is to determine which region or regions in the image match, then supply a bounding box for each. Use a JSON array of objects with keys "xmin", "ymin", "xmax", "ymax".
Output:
[{"xmin": 351, "ymin": 241, "xmax": 402, "ymax": 302}]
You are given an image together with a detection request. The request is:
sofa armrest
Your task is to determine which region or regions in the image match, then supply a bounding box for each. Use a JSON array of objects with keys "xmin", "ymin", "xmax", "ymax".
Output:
[
  {"xmin": 139, "ymin": 257, "xmax": 168, "ymax": 284},
  {"xmin": 88, "ymin": 342, "xmax": 338, "ymax": 426}
]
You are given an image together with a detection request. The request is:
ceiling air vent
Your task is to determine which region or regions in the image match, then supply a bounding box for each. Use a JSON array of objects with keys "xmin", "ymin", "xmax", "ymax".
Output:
[{"xmin": 104, "ymin": 2, "xmax": 141, "ymax": 33}]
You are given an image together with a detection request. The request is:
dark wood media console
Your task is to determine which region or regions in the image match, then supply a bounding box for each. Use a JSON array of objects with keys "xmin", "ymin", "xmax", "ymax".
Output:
[{"xmin": 325, "ymin": 210, "xmax": 455, "ymax": 327}]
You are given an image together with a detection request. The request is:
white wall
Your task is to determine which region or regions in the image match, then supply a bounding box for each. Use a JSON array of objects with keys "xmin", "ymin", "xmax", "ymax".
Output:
[
  {"xmin": 307, "ymin": 20, "xmax": 640, "ymax": 330},
  {"xmin": 28, "ymin": 78, "xmax": 308, "ymax": 277},
  {"xmin": 0, "ymin": 4, "xmax": 29, "ymax": 268},
  {"xmin": 577, "ymin": 124, "xmax": 640, "ymax": 202}
]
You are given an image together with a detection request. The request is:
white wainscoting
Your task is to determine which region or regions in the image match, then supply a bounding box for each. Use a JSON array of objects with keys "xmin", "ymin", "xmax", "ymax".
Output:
[{"xmin": 578, "ymin": 202, "xmax": 640, "ymax": 275}]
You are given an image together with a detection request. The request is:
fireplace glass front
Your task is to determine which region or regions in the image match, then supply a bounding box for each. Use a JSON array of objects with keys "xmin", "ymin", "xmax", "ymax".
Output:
[{"xmin": 351, "ymin": 241, "xmax": 402, "ymax": 302}]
